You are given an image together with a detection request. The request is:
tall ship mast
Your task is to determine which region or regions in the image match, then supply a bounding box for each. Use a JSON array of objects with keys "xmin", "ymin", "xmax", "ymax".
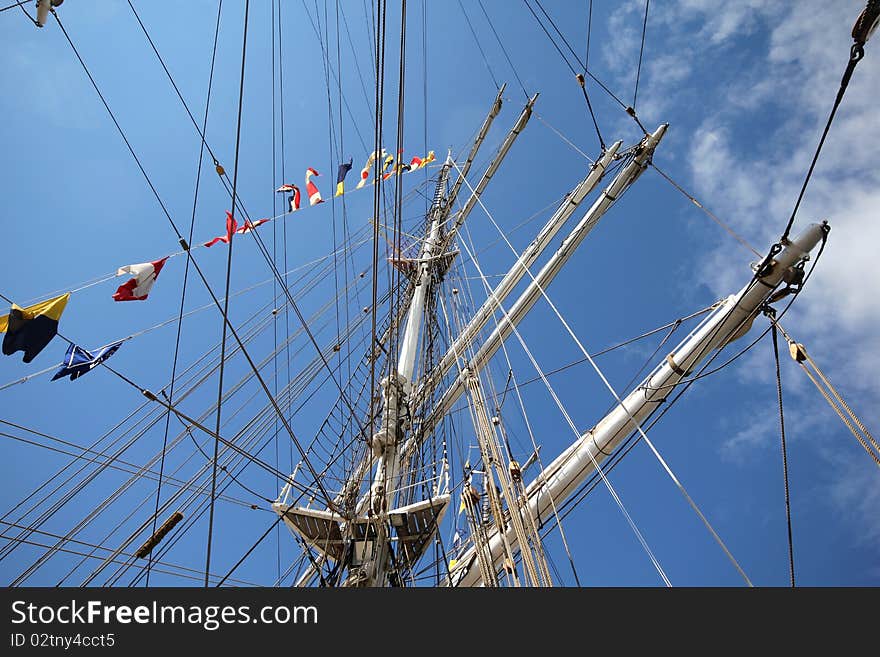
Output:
[{"xmin": 1, "ymin": 1, "xmax": 878, "ymax": 588}]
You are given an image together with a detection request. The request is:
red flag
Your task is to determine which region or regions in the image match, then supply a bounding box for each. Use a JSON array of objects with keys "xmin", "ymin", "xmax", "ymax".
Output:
[
  {"xmin": 203, "ymin": 211, "xmax": 238, "ymax": 248},
  {"xmin": 113, "ymin": 257, "xmax": 168, "ymax": 301},
  {"xmin": 238, "ymin": 218, "xmax": 269, "ymax": 234}
]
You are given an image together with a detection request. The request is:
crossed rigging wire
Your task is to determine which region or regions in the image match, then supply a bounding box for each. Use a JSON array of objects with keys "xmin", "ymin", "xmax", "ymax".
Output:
[
  {"xmin": 555, "ymin": 233, "xmax": 829, "ymax": 532},
  {"xmin": 124, "ymin": 0, "xmax": 364, "ymax": 427},
  {"xmin": 1, "ymin": 106, "xmax": 434, "ymax": 580},
  {"xmin": 455, "ymin": 222, "xmax": 672, "ymax": 585},
  {"xmin": 6, "ymin": 0, "xmax": 872, "ymax": 588},
  {"xmin": 132, "ymin": 0, "xmax": 224, "ymax": 588},
  {"xmin": 4, "ymin": 272, "xmax": 382, "ymax": 584},
  {"xmin": 205, "ymin": 0, "xmax": 249, "ymax": 588},
  {"xmin": 451, "ymin": 160, "xmax": 755, "ymax": 585},
  {"xmin": 46, "ymin": 10, "xmax": 343, "ymax": 524},
  {"xmin": 0, "ymin": 211, "xmax": 392, "ymax": 584}
]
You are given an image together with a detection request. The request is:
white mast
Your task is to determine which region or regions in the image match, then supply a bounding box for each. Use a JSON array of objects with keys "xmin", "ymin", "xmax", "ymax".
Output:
[
  {"xmin": 276, "ymin": 90, "xmax": 539, "ymax": 588},
  {"xmin": 395, "ymin": 162, "xmax": 450, "ymax": 392},
  {"xmin": 406, "ymin": 125, "xmax": 667, "ymax": 461},
  {"xmin": 359, "ymin": 156, "xmax": 454, "ymax": 586},
  {"xmin": 410, "ymin": 139, "xmax": 623, "ymax": 418},
  {"xmin": 440, "ymin": 94, "xmax": 539, "ymax": 252},
  {"xmin": 446, "ymin": 84, "xmax": 507, "ymax": 210},
  {"xmin": 358, "ymin": 94, "xmax": 540, "ymax": 585},
  {"xmin": 449, "ymin": 222, "xmax": 830, "ymax": 586}
]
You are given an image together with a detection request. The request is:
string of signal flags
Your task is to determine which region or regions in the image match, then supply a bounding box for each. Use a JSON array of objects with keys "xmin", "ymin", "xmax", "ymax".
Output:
[{"xmin": 0, "ymin": 148, "xmax": 436, "ymax": 382}]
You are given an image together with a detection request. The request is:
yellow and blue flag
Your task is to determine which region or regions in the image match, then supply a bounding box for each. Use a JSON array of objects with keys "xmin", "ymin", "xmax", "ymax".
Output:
[
  {"xmin": 0, "ymin": 293, "xmax": 70, "ymax": 363},
  {"xmin": 335, "ymin": 158, "xmax": 353, "ymax": 197}
]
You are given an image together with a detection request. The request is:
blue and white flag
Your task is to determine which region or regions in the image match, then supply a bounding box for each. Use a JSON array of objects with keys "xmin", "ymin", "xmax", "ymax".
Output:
[{"xmin": 51, "ymin": 341, "xmax": 123, "ymax": 382}]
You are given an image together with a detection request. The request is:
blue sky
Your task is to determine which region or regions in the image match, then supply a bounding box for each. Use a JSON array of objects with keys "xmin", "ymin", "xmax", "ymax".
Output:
[{"xmin": 0, "ymin": 0, "xmax": 877, "ymax": 587}]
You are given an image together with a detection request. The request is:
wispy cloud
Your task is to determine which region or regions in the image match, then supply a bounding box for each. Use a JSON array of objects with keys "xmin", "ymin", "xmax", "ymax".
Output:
[
  {"xmin": 604, "ymin": 0, "xmax": 880, "ymax": 548},
  {"xmin": 826, "ymin": 451, "xmax": 880, "ymax": 546}
]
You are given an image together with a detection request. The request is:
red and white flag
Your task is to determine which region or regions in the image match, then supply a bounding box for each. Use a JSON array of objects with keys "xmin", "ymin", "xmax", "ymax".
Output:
[
  {"xmin": 277, "ymin": 183, "xmax": 300, "ymax": 211},
  {"xmin": 287, "ymin": 185, "xmax": 301, "ymax": 212},
  {"xmin": 356, "ymin": 150, "xmax": 385, "ymax": 190},
  {"xmin": 203, "ymin": 211, "xmax": 238, "ymax": 248},
  {"xmin": 113, "ymin": 257, "xmax": 168, "ymax": 302},
  {"xmin": 305, "ymin": 168, "xmax": 324, "ymax": 206}
]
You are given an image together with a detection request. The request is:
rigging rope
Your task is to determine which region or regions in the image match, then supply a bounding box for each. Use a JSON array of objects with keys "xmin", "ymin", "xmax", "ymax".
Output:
[
  {"xmin": 780, "ymin": 1, "xmax": 877, "ymax": 242},
  {"xmin": 148, "ymin": 0, "xmax": 223, "ymax": 589},
  {"xmin": 206, "ymin": 0, "xmax": 250, "ymax": 588},
  {"xmin": 0, "ymin": 426, "xmax": 252, "ymax": 510},
  {"xmin": 651, "ymin": 162, "xmax": 761, "ymax": 258},
  {"xmin": 459, "ymin": 266, "xmax": 572, "ymax": 585},
  {"xmin": 0, "ymin": 237, "xmax": 372, "ymax": 393},
  {"xmin": 333, "ymin": 0, "xmax": 354, "ymax": 471},
  {"xmin": 558, "ymin": 232, "xmax": 829, "ymax": 535},
  {"xmin": 5, "ymin": 255, "xmax": 378, "ymax": 580},
  {"xmin": 445, "ymin": 305, "xmax": 715, "ymax": 420},
  {"xmin": 476, "ymin": 0, "xmax": 529, "ymax": 98},
  {"xmin": 2, "ymin": 284, "xmax": 284, "ymax": 568},
  {"xmin": 0, "ymin": 1, "xmax": 29, "ymax": 13},
  {"xmin": 453, "ymin": 161, "xmax": 753, "ymax": 586},
  {"xmin": 519, "ymin": 0, "xmax": 603, "ymax": 149},
  {"xmin": 14, "ymin": 0, "xmax": 37, "ymax": 26},
  {"xmin": 51, "ymin": 10, "xmax": 344, "ymax": 498},
  {"xmin": 633, "ymin": 0, "xmax": 650, "ymax": 108},
  {"xmin": 457, "ymin": 225, "xmax": 673, "ymax": 586},
  {"xmin": 585, "ymin": 0, "xmax": 592, "ymax": 71},
  {"xmin": 458, "ymin": 0, "xmax": 500, "ymax": 89},
  {"xmin": 216, "ymin": 516, "xmax": 284, "ymax": 587},
  {"xmin": 0, "ymin": 530, "xmax": 258, "ymax": 586},
  {"xmin": 167, "ymin": 222, "xmax": 400, "ymax": 584},
  {"xmin": 121, "ymin": 318, "xmax": 378, "ymax": 587},
  {"xmin": 313, "ymin": 0, "xmax": 347, "ymax": 556},
  {"xmin": 339, "ymin": 1, "xmax": 376, "ymax": 121},
  {"xmin": 388, "ymin": 0, "xmax": 409, "ymax": 447},
  {"xmin": 107, "ymin": 369, "xmax": 318, "ymax": 490},
  {"xmin": 368, "ymin": 0, "xmax": 387, "ymax": 447},
  {"xmin": 770, "ymin": 320, "xmax": 796, "ymax": 587},
  {"xmin": 774, "ymin": 323, "xmax": 880, "ymax": 469},
  {"xmin": 521, "ymin": 0, "xmax": 644, "ymax": 133},
  {"xmin": 337, "ymin": 0, "xmax": 356, "ymax": 485},
  {"xmin": 535, "ymin": 113, "xmax": 596, "ymax": 162},
  {"xmin": 300, "ymin": 0, "xmax": 370, "ymax": 150},
  {"xmin": 130, "ymin": 0, "xmax": 362, "ymax": 419},
  {"xmin": 270, "ymin": 0, "xmax": 284, "ymax": 583},
  {"xmin": 277, "ymin": 0, "xmax": 294, "ymax": 475}
]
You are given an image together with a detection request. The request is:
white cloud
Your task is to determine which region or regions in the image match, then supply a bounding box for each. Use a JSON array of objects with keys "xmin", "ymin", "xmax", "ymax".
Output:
[
  {"xmin": 604, "ymin": 0, "xmax": 880, "ymax": 548},
  {"xmin": 692, "ymin": 3, "xmax": 880, "ymax": 548},
  {"xmin": 719, "ymin": 409, "xmax": 779, "ymax": 463},
  {"xmin": 827, "ymin": 451, "xmax": 880, "ymax": 546},
  {"xmin": 681, "ymin": 3, "xmax": 880, "ymax": 370},
  {"xmin": 719, "ymin": 402, "xmax": 826, "ymax": 462}
]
